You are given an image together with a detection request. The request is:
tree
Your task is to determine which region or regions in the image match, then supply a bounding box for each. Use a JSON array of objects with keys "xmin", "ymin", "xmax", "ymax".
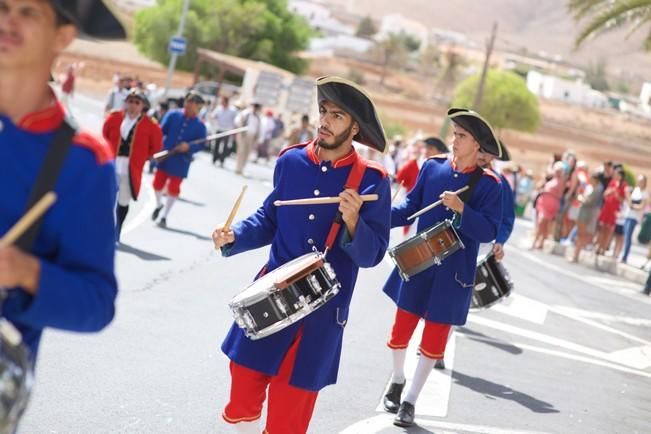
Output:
[
  {"xmin": 452, "ymin": 69, "xmax": 540, "ymax": 132},
  {"xmin": 568, "ymin": 0, "xmax": 651, "ymax": 50},
  {"xmin": 356, "ymin": 15, "xmax": 377, "ymax": 38},
  {"xmin": 133, "ymin": 0, "xmax": 312, "ymax": 74},
  {"xmin": 585, "ymin": 58, "xmax": 610, "ymax": 91},
  {"xmin": 371, "ymin": 33, "xmax": 409, "ymax": 86},
  {"xmin": 434, "ymin": 47, "xmax": 466, "ymax": 99}
]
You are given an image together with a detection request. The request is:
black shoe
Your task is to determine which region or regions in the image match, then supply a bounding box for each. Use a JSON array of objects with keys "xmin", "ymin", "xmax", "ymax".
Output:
[
  {"xmin": 393, "ymin": 401, "xmax": 415, "ymax": 427},
  {"xmin": 434, "ymin": 359, "xmax": 446, "ymax": 370},
  {"xmin": 157, "ymin": 217, "xmax": 167, "ymax": 228},
  {"xmin": 151, "ymin": 205, "xmax": 163, "ymax": 221},
  {"xmin": 382, "ymin": 381, "xmax": 405, "ymax": 414}
]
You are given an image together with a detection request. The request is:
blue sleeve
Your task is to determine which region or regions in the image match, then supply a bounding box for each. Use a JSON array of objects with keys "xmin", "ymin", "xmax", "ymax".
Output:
[
  {"xmin": 189, "ymin": 122, "xmax": 208, "ymax": 154},
  {"xmin": 160, "ymin": 111, "xmax": 174, "ymax": 135},
  {"xmin": 456, "ymin": 177, "xmax": 502, "ymax": 243},
  {"xmin": 8, "ymin": 163, "xmax": 118, "ymax": 332},
  {"xmin": 496, "ymin": 176, "xmax": 515, "ymax": 244},
  {"xmin": 340, "ymin": 176, "xmax": 391, "ymax": 268},
  {"xmin": 221, "ymin": 158, "xmax": 282, "ymax": 257},
  {"xmin": 391, "ymin": 161, "xmax": 428, "ymax": 227}
]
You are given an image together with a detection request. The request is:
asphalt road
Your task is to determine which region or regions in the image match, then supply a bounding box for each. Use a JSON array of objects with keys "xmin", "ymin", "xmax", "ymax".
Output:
[{"xmin": 17, "ymin": 94, "xmax": 651, "ymax": 434}]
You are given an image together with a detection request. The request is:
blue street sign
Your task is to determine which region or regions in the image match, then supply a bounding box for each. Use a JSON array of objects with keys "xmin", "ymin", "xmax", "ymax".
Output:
[{"xmin": 168, "ymin": 36, "xmax": 187, "ymax": 55}]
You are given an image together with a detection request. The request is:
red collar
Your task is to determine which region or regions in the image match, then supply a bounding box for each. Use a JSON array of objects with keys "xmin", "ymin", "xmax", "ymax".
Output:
[
  {"xmin": 306, "ymin": 140, "xmax": 359, "ymax": 168},
  {"xmin": 17, "ymin": 95, "xmax": 65, "ymax": 133},
  {"xmin": 450, "ymin": 157, "xmax": 478, "ymax": 174}
]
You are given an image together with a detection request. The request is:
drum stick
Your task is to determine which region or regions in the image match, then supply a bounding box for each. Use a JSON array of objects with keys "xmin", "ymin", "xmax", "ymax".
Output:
[
  {"xmin": 391, "ymin": 181, "xmax": 404, "ymax": 202},
  {"xmin": 407, "ymin": 185, "xmax": 469, "ymax": 220},
  {"xmin": 0, "ymin": 192, "xmax": 57, "ymax": 248},
  {"xmin": 223, "ymin": 185, "xmax": 248, "ymax": 230},
  {"xmin": 273, "ymin": 194, "xmax": 378, "ymax": 207}
]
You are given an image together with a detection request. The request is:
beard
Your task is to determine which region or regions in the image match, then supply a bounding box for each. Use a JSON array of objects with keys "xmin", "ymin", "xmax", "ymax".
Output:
[{"xmin": 318, "ymin": 123, "xmax": 354, "ymax": 150}]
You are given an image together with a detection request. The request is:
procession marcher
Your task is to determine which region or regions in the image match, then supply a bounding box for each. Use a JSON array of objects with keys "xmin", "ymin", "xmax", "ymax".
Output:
[
  {"xmin": 381, "ymin": 108, "xmax": 502, "ymax": 427},
  {"xmin": 0, "ymin": 0, "xmax": 123, "ymax": 427},
  {"xmin": 102, "ymin": 89, "xmax": 162, "ymax": 241},
  {"xmin": 212, "ymin": 76, "xmax": 391, "ymax": 434},
  {"xmin": 151, "ymin": 91, "xmax": 207, "ymax": 228}
]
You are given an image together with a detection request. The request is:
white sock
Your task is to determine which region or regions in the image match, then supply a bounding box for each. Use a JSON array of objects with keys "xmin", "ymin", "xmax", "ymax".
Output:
[
  {"xmin": 155, "ymin": 191, "xmax": 163, "ymax": 208},
  {"xmin": 390, "ymin": 348, "xmax": 407, "ymax": 384},
  {"xmin": 233, "ymin": 420, "xmax": 259, "ymax": 434},
  {"xmin": 162, "ymin": 196, "xmax": 176, "ymax": 218},
  {"xmin": 403, "ymin": 355, "xmax": 436, "ymax": 405}
]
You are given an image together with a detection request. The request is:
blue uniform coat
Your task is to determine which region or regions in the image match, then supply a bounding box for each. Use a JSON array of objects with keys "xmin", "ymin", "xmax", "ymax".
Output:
[
  {"xmin": 0, "ymin": 101, "xmax": 117, "ymax": 360},
  {"xmin": 221, "ymin": 141, "xmax": 391, "ymax": 391},
  {"xmin": 496, "ymin": 172, "xmax": 515, "ymax": 244},
  {"xmin": 157, "ymin": 110, "xmax": 207, "ymax": 178},
  {"xmin": 383, "ymin": 156, "xmax": 502, "ymax": 325}
]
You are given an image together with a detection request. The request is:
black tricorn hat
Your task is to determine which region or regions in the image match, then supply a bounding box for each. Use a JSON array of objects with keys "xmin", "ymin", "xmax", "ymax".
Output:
[
  {"xmin": 497, "ymin": 140, "xmax": 511, "ymax": 161},
  {"xmin": 185, "ymin": 90, "xmax": 206, "ymax": 104},
  {"xmin": 447, "ymin": 108, "xmax": 501, "ymax": 158},
  {"xmin": 126, "ymin": 89, "xmax": 150, "ymax": 109},
  {"xmin": 423, "ymin": 137, "xmax": 449, "ymax": 153},
  {"xmin": 51, "ymin": 0, "xmax": 126, "ymax": 39},
  {"xmin": 316, "ymin": 76, "xmax": 387, "ymax": 153}
]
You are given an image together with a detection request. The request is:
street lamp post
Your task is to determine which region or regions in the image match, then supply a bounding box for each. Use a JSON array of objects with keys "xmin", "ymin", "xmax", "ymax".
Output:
[{"xmin": 162, "ymin": 0, "xmax": 191, "ymax": 99}]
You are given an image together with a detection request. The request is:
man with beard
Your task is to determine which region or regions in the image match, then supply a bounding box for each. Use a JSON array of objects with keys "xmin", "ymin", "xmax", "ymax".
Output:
[
  {"xmin": 0, "ymin": 0, "xmax": 123, "ymax": 428},
  {"xmin": 381, "ymin": 108, "xmax": 503, "ymax": 427},
  {"xmin": 102, "ymin": 89, "xmax": 162, "ymax": 241},
  {"xmin": 212, "ymin": 76, "xmax": 391, "ymax": 434}
]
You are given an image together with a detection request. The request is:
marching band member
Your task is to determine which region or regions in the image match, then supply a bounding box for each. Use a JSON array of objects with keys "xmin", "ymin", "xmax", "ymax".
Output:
[
  {"xmin": 102, "ymin": 89, "xmax": 162, "ymax": 241},
  {"xmin": 0, "ymin": 0, "xmax": 123, "ymax": 426},
  {"xmin": 151, "ymin": 91, "xmax": 207, "ymax": 228},
  {"xmin": 381, "ymin": 108, "xmax": 503, "ymax": 427},
  {"xmin": 212, "ymin": 76, "xmax": 391, "ymax": 434}
]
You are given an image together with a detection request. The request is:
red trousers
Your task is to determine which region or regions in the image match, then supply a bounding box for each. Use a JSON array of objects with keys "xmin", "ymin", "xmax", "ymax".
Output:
[
  {"xmin": 387, "ymin": 308, "xmax": 451, "ymax": 359},
  {"xmin": 222, "ymin": 333, "xmax": 318, "ymax": 434},
  {"xmin": 152, "ymin": 170, "xmax": 183, "ymax": 197}
]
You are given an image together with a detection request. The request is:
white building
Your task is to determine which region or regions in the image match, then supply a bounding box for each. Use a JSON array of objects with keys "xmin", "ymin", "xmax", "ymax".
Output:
[
  {"xmin": 288, "ymin": 0, "xmax": 353, "ymax": 36},
  {"xmin": 309, "ymin": 35, "xmax": 373, "ymax": 56},
  {"xmin": 640, "ymin": 82, "xmax": 651, "ymax": 107},
  {"xmin": 376, "ymin": 13, "xmax": 429, "ymax": 50},
  {"xmin": 527, "ymin": 70, "xmax": 608, "ymax": 109}
]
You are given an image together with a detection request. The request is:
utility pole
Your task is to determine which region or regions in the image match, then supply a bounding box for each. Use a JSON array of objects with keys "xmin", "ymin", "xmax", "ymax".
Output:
[
  {"xmin": 162, "ymin": 0, "xmax": 191, "ymax": 99},
  {"xmin": 473, "ymin": 21, "xmax": 498, "ymax": 109}
]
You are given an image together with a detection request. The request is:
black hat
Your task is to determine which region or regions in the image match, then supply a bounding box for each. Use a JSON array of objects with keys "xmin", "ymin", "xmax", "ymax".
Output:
[
  {"xmin": 447, "ymin": 108, "xmax": 501, "ymax": 158},
  {"xmin": 423, "ymin": 137, "xmax": 449, "ymax": 153},
  {"xmin": 316, "ymin": 76, "xmax": 387, "ymax": 153},
  {"xmin": 497, "ymin": 140, "xmax": 511, "ymax": 161},
  {"xmin": 185, "ymin": 90, "xmax": 206, "ymax": 104},
  {"xmin": 126, "ymin": 89, "xmax": 150, "ymax": 109},
  {"xmin": 51, "ymin": 0, "xmax": 126, "ymax": 39}
]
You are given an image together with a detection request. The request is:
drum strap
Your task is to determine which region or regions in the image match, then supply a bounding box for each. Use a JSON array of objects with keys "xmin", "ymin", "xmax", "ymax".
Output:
[
  {"xmin": 458, "ymin": 166, "xmax": 484, "ymax": 204},
  {"xmin": 324, "ymin": 157, "xmax": 367, "ymax": 251}
]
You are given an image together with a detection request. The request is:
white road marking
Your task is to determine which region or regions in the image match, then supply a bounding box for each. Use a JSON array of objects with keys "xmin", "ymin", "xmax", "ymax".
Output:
[
  {"xmin": 340, "ymin": 413, "xmax": 550, "ymax": 434},
  {"xmin": 606, "ymin": 345, "xmax": 651, "ymax": 370},
  {"xmin": 375, "ymin": 325, "xmax": 456, "ymax": 418},
  {"xmin": 491, "ymin": 294, "xmax": 548, "ymax": 325},
  {"xmin": 122, "ymin": 181, "xmax": 157, "ymax": 236},
  {"xmin": 551, "ymin": 306, "xmax": 651, "ymax": 327}
]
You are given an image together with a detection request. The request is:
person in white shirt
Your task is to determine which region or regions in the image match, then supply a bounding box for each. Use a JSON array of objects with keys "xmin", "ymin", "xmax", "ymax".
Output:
[
  {"xmin": 621, "ymin": 175, "xmax": 648, "ymax": 263},
  {"xmin": 104, "ymin": 76, "xmax": 131, "ymax": 115},
  {"xmin": 210, "ymin": 96, "xmax": 239, "ymax": 166},
  {"xmin": 234, "ymin": 102, "xmax": 262, "ymax": 175}
]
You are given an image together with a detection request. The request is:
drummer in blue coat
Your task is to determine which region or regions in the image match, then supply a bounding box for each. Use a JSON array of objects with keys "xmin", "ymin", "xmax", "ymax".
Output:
[
  {"xmin": 212, "ymin": 76, "xmax": 391, "ymax": 434},
  {"xmin": 151, "ymin": 91, "xmax": 207, "ymax": 227},
  {"xmin": 381, "ymin": 108, "xmax": 503, "ymax": 427},
  {"xmin": 0, "ymin": 0, "xmax": 123, "ymax": 428}
]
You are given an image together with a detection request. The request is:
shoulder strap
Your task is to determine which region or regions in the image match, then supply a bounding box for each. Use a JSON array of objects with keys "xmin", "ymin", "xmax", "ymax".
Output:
[
  {"xmin": 458, "ymin": 166, "xmax": 483, "ymax": 203},
  {"xmin": 15, "ymin": 120, "xmax": 76, "ymax": 251},
  {"xmin": 324, "ymin": 157, "xmax": 367, "ymax": 251}
]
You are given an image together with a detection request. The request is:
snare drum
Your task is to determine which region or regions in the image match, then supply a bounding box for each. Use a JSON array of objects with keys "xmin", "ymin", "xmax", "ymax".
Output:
[
  {"xmin": 229, "ymin": 252, "xmax": 341, "ymax": 340},
  {"xmin": 0, "ymin": 319, "xmax": 33, "ymax": 434},
  {"xmin": 388, "ymin": 220, "xmax": 464, "ymax": 281},
  {"xmin": 471, "ymin": 252, "xmax": 513, "ymax": 310}
]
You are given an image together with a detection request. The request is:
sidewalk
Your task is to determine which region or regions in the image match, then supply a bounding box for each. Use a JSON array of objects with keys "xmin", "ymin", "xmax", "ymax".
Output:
[{"xmin": 515, "ymin": 217, "xmax": 650, "ymax": 286}]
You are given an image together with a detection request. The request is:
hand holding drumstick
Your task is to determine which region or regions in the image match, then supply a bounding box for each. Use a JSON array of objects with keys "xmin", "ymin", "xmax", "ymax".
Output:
[{"xmin": 212, "ymin": 186, "xmax": 247, "ymax": 250}]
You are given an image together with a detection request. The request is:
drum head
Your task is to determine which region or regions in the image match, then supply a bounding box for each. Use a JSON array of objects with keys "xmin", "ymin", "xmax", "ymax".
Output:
[{"xmin": 230, "ymin": 253, "xmax": 323, "ymax": 306}]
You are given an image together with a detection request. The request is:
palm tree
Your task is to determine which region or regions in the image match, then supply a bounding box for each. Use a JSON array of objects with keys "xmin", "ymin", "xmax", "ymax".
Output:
[{"xmin": 568, "ymin": 0, "xmax": 651, "ymax": 50}]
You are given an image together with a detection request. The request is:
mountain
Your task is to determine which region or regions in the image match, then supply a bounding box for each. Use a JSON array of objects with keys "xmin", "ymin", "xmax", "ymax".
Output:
[{"xmin": 331, "ymin": 0, "xmax": 650, "ymax": 81}]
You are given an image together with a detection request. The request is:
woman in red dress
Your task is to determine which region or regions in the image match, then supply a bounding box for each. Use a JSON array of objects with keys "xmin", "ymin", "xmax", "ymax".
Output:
[{"xmin": 595, "ymin": 169, "xmax": 627, "ymax": 255}]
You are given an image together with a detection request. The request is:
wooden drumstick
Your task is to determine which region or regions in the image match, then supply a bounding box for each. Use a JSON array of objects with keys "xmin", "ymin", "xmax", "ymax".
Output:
[
  {"xmin": 223, "ymin": 185, "xmax": 248, "ymax": 230},
  {"xmin": 391, "ymin": 181, "xmax": 404, "ymax": 202},
  {"xmin": 407, "ymin": 185, "xmax": 469, "ymax": 220},
  {"xmin": 0, "ymin": 192, "xmax": 57, "ymax": 248},
  {"xmin": 274, "ymin": 194, "xmax": 378, "ymax": 207}
]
